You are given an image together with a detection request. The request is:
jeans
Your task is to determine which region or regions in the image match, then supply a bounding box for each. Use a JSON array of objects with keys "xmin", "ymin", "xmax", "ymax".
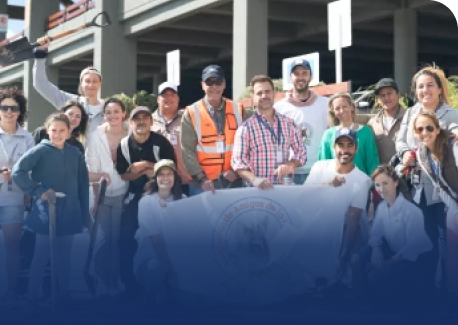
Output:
[
  {"xmin": 293, "ymin": 174, "xmax": 308, "ymax": 185},
  {"xmin": 136, "ymin": 258, "xmax": 169, "ymax": 298}
]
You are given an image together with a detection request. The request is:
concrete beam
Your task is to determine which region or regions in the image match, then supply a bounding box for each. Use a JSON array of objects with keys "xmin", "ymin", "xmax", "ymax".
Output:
[
  {"xmin": 138, "ymin": 28, "xmax": 231, "ymax": 48},
  {"xmin": 0, "ymin": 63, "xmax": 24, "ymax": 86},
  {"xmin": 123, "ymin": 0, "xmax": 231, "ymax": 36},
  {"xmin": 137, "ymin": 42, "xmax": 219, "ymax": 58},
  {"xmin": 47, "ymin": 34, "xmax": 94, "ymax": 66}
]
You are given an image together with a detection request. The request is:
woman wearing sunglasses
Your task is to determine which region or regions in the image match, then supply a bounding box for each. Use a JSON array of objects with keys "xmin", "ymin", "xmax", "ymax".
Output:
[
  {"xmin": 32, "ymin": 38, "xmax": 104, "ymax": 137},
  {"xmin": 412, "ymin": 111, "xmax": 458, "ymax": 296},
  {"xmin": 0, "ymin": 87, "xmax": 35, "ymax": 309}
]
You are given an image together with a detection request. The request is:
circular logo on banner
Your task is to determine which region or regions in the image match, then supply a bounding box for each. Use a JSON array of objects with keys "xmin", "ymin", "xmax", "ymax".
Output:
[
  {"xmin": 299, "ymin": 121, "xmax": 313, "ymax": 146},
  {"xmin": 213, "ymin": 197, "xmax": 291, "ymax": 276}
]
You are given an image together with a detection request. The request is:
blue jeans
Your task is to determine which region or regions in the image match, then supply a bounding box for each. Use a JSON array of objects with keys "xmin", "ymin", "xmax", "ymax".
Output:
[
  {"xmin": 189, "ymin": 185, "xmax": 204, "ymax": 196},
  {"xmin": 293, "ymin": 174, "xmax": 308, "ymax": 185}
]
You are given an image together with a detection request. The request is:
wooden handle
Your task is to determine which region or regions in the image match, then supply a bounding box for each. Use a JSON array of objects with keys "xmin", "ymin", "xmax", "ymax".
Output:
[{"xmin": 48, "ymin": 23, "xmax": 89, "ymax": 42}]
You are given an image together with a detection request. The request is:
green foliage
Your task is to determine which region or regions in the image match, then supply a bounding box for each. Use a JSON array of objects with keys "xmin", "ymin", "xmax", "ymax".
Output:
[
  {"xmin": 447, "ymin": 75, "xmax": 458, "ymax": 109},
  {"xmin": 109, "ymin": 91, "xmax": 158, "ymax": 116}
]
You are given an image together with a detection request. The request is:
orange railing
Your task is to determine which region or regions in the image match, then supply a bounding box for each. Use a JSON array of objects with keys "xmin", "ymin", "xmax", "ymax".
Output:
[{"xmin": 46, "ymin": 0, "xmax": 95, "ymax": 30}]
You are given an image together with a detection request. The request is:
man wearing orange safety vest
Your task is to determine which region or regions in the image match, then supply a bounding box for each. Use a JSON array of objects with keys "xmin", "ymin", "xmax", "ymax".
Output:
[{"xmin": 180, "ymin": 65, "xmax": 250, "ymax": 196}]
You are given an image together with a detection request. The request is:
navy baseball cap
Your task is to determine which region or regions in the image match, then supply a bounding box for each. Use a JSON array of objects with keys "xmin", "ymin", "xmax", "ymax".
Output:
[
  {"xmin": 374, "ymin": 78, "xmax": 399, "ymax": 95},
  {"xmin": 202, "ymin": 65, "xmax": 225, "ymax": 81},
  {"xmin": 290, "ymin": 58, "xmax": 312, "ymax": 75},
  {"xmin": 334, "ymin": 127, "xmax": 358, "ymax": 144}
]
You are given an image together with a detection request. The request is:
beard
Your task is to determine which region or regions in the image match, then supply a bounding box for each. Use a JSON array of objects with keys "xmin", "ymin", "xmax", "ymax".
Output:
[{"xmin": 293, "ymin": 80, "xmax": 310, "ymax": 93}]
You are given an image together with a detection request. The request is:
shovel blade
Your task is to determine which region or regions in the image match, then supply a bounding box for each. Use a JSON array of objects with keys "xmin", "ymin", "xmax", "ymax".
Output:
[{"xmin": 0, "ymin": 37, "xmax": 35, "ymax": 67}]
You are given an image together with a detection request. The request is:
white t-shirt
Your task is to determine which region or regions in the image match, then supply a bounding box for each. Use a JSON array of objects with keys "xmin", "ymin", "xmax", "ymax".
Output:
[
  {"xmin": 305, "ymin": 159, "xmax": 372, "ymax": 210},
  {"xmin": 274, "ymin": 96, "xmax": 328, "ymax": 174},
  {"xmin": 133, "ymin": 193, "xmax": 184, "ymax": 273}
]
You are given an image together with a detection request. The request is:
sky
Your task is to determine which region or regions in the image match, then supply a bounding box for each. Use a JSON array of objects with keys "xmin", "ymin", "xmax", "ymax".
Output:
[{"xmin": 6, "ymin": 0, "xmax": 25, "ymax": 37}]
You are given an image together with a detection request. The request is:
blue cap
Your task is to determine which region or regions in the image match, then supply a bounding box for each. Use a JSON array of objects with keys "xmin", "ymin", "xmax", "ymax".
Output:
[
  {"xmin": 334, "ymin": 127, "xmax": 358, "ymax": 144},
  {"xmin": 289, "ymin": 58, "xmax": 312, "ymax": 75},
  {"xmin": 202, "ymin": 65, "xmax": 225, "ymax": 81}
]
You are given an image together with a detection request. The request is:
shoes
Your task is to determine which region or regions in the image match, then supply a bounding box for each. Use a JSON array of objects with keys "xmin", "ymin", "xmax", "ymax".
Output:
[{"xmin": 96, "ymin": 282, "xmax": 110, "ymax": 300}]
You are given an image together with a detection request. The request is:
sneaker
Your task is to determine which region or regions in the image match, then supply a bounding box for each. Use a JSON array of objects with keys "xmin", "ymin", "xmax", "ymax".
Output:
[
  {"xmin": 57, "ymin": 294, "xmax": 74, "ymax": 310},
  {"xmin": 109, "ymin": 284, "xmax": 122, "ymax": 299},
  {"xmin": 96, "ymin": 282, "xmax": 110, "ymax": 300}
]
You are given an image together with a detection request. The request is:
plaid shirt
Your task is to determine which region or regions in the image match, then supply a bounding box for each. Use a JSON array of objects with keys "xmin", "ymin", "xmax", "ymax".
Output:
[{"xmin": 231, "ymin": 110, "xmax": 307, "ymax": 184}]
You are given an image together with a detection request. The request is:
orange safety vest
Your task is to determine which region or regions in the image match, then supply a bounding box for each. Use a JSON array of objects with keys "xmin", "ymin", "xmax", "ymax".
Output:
[{"xmin": 188, "ymin": 99, "xmax": 243, "ymax": 181}]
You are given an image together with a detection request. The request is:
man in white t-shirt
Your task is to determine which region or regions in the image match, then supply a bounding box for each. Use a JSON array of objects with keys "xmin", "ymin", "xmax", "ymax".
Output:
[
  {"xmin": 305, "ymin": 127, "xmax": 372, "ymax": 278},
  {"xmin": 274, "ymin": 58, "xmax": 328, "ymax": 185}
]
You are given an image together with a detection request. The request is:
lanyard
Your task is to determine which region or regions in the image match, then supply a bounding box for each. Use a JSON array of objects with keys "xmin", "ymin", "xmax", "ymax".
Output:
[
  {"xmin": 157, "ymin": 111, "xmax": 178, "ymax": 133},
  {"xmin": 428, "ymin": 152, "xmax": 440, "ymax": 181},
  {"xmin": 256, "ymin": 113, "xmax": 282, "ymax": 145}
]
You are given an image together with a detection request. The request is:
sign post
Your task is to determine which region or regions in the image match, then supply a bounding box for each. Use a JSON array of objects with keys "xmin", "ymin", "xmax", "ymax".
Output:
[
  {"xmin": 328, "ymin": 0, "xmax": 352, "ymax": 83},
  {"xmin": 166, "ymin": 49, "xmax": 181, "ymax": 86}
]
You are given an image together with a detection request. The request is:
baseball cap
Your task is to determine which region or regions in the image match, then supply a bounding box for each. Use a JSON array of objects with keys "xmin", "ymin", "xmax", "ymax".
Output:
[
  {"xmin": 202, "ymin": 65, "xmax": 225, "ymax": 81},
  {"xmin": 334, "ymin": 127, "xmax": 358, "ymax": 144},
  {"xmin": 290, "ymin": 58, "xmax": 312, "ymax": 75},
  {"xmin": 158, "ymin": 82, "xmax": 178, "ymax": 95},
  {"xmin": 374, "ymin": 78, "xmax": 399, "ymax": 95},
  {"xmin": 129, "ymin": 106, "xmax": 151, "ymax": 119},
  {"xmin": 154, "ymin": 159, "xmax": 176, "ymax": 176}
]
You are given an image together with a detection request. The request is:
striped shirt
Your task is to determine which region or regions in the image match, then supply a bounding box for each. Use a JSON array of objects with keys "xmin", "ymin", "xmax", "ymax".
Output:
[{"xmin": 231, "ymin": 110, "xmax": 307, "ymax": 184}]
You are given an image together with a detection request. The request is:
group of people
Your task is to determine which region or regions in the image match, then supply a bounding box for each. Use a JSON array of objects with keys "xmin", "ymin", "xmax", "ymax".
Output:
[{"xmin": 0, "ymin": 41, "xmax": 458, "ymax": 316}]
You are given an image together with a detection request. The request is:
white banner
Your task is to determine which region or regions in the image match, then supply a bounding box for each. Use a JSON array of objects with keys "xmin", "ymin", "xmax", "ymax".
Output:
[{"xmin": 160, "ymin": 185, "xmax": 353, "ymax": 305}]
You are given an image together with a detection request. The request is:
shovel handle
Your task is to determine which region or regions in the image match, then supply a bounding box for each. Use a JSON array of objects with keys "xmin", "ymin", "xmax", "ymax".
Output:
[{"xmin": 33, "ymin": 11, "xmax": 111, "ymax": 46}]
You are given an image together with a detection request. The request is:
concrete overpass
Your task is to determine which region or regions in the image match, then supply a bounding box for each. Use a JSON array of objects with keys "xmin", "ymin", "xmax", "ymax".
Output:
[{"xmin": 0, "ymin": 0, "xmax": 456, "ymax": 130}]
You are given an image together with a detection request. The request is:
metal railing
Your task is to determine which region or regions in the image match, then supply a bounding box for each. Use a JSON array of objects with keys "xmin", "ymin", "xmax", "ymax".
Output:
[{"xmin": 46, "ymin": 0, "xmax": 95, "ymax": 30}]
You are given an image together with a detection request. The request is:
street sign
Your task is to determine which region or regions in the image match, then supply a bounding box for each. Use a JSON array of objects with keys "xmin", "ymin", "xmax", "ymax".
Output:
[
  {"xmin": 282, "ymin": 52, "xmax": 320, "ymax": 91},
  {"xmin": 0, "ymin": 14, "xmax": 8, "ymax": 33},
  {"xmin": 328, "ymin": 0, "xmax": 352, "ymax": 83},
  {"xmin": 166, "ymin": 49, "xmax": 180, "ymax": 86}
]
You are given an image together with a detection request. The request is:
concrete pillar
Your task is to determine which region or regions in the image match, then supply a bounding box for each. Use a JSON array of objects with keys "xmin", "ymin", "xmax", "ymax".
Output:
[
  {"xmin": 394, "ymin": 9, "xmax": 417, "ymax": 95},
  {"xmin": 152, "ymin": 73, "xmax": 166, "ymax": 94},
  {"xmin": 23, "ymin": 0, "xmax": 60, "ymax": 131},
  {"xmin": 94, "ymin": 0, "xmax": 136, "ymax": 98},
  {"xmin": 0, "ymin": 0, "xmax": 7, "ymax": 42},
  {"xmin": 232, "ymin": 0, "xmax": 268, "ymax": 100}
]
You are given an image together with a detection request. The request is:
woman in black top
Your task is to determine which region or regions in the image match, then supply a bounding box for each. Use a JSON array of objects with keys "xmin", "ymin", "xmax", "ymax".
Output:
[{"xmin": 33, "ymin": 100, "xmax": 88, "ymax": 154}]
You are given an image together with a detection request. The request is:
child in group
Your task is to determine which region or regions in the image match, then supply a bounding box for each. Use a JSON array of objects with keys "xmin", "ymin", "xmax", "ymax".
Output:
[
  {"xmin": 133, "ymin": 159, "xmax": 184, "ymax": 307},
  {"xmin": 352, "ymin": 164, "xmax": 433, "ymax": 312},
  {"xmin": 12, "ymin": 112, "xmax": 90, "ymax": 314}
]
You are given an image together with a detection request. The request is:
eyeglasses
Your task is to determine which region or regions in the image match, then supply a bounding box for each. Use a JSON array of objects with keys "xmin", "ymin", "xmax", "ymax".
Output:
[
  {"xmin": 205, "ymin": 79, "xmax": 223, "ymax": 87},
  {"xmin": 0, "ymin": 105, "xmax": 20, "ymax": 112},
  {"xmin": 415, "ymin": 125, "xmax": 435, "ymax": 134}
]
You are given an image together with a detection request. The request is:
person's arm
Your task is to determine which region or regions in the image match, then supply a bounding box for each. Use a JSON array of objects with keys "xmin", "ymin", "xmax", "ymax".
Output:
[
  {"xmin": 289, "ymin": 120, "xmax": 307, "ymax": 167},
  {"xmin": 180, "ymin": 108, "xmax": 204, "ymax": 178},
  {"xmin": 231, "ymin": 125, "xmax": 253, "ymax": 181},
  {"xmin": 159, "ymin": 136, "xmax": 177, "ymax": 164},
  {"xmin": 115, "ymin": 145, "xmax": 144, "ymax": 182},
  {"xmin": 363, "ymin": 126, "xmax": 380, "ymax": 175},
  {"xmin": 395, "ymin": 107, "xmax": 412, "ymax": 157},
  {"xmin": 33, "ymin": 55, "xmax": 75, "ymax": 109},
  {"xmin": 340, "ymin": 206, "xmax": 363, "ymax": 262},
  {"xmin": 11, "ymin": 147, "xmax": 48, "ymax": 199},
  {"xmin": 77, "ymin": 152, "xmax": 91, "ymax": 228}
]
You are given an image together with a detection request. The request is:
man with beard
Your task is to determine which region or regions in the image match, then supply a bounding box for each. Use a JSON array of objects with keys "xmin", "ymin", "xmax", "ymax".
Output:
[
  {"xmin": 181, "ymin": 65, "xmax": 248, "ymax": 195},
  {"xmin": 116, "ymin": 106, "xmax": 176, "ymax": 301},
  {"xmin": 274, "ymin": 58, "xmax": 328, "ymax": 185},
  {"xmin": 305, "ymin": 128, "xmax": 371, "ymax": 278},
  {"xmin": 231, "ymin": 75, "xmax": 306, "ymax": 189}
]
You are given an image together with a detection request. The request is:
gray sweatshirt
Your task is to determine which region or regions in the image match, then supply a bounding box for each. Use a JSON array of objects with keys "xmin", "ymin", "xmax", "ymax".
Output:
[
  {"xmin": 0, "ymin": 126, "xmax": 35, "ymax": 207},
  {"xmin": 33, "ymin": 59, "xmax": 105, "ymax": 136},
  {"xmin": 396, "ymin": 102, "xmax": 458, "ymax": 205}
]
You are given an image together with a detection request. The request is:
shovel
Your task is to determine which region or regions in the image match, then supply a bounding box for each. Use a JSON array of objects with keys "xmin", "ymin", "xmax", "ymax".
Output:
[
  {"xmin": 84, "ymin": 179, "xmax": 107, "ymax": 298},
  {"xmin": 0, "ymin": 11, "xmax": 111, "ymax": 67},
  {"xmin": 47, "ymin": 190, "xmax": 66, "ymax": 316}
]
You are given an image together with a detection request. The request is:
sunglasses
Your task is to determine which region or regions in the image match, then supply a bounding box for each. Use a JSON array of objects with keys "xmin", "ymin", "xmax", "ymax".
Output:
[
  {"xmin": 0, "ymin": 105, "xmax": 20, "ymax": 112},
  {"xmin": 415, "ymin": 125, "xmax": 435, "ymax": 134},
  {"xmin": 205, "ymin": 79, "xmax": 223, "ymax": 87}
]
